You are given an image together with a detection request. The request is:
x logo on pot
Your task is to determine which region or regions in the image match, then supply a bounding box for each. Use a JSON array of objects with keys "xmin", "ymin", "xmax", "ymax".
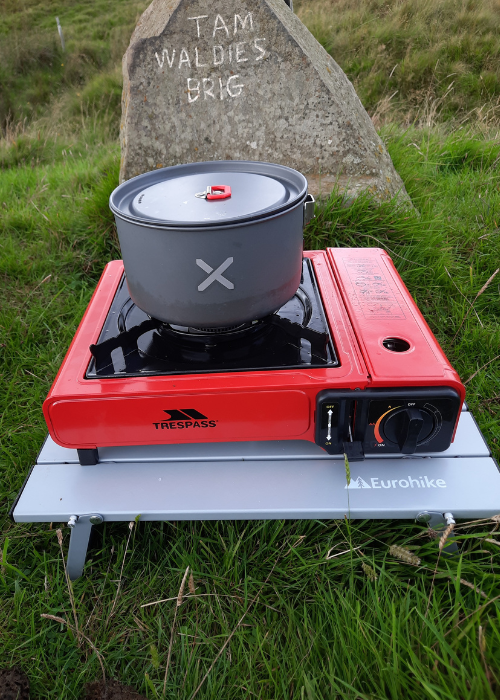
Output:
[{"xmin": 196, "ymin": 257, "xmax": 234, "ymax": 291}]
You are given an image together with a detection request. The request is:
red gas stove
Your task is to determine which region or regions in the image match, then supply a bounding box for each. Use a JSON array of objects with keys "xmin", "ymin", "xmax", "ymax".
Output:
[{"xmin": 43, "ymin": 248, "xmax": 465, "ymax": 465}]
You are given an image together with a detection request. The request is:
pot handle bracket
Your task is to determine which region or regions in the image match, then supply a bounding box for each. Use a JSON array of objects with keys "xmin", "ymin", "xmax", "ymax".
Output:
[{"xmin": 303, "ymin": 194, "xmax": 315, "ymax": 227}]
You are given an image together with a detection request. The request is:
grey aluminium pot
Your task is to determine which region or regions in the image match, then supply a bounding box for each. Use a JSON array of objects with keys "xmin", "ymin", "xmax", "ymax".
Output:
[{"xmin": 109, "ymin": 161, "xmax": 312, "ymax": 328}]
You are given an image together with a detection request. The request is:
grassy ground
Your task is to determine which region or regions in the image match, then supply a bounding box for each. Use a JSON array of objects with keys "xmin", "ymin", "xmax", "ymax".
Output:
[
  {"xmin": 296, "ymin": 0, "xmax": 500, "ymax": 128},
  {"xmin": 1, "ymin": 0, "xmax": 500, "ymax": 698},
  {"xmin": 0, "ymin": 0, "xmax": 148, "ymax": 128}
]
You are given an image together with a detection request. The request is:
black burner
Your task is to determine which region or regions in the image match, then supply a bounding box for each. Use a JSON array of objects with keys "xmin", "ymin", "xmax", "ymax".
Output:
[{"xmin": 86, "ymin": 258, "xmax": 339, "ymax": 378}]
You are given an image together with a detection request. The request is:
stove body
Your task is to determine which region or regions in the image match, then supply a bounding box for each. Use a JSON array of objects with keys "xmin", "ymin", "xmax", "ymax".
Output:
[{"xmin": 43, "ymin": 249, "xmax": 465, "ymax": 462}]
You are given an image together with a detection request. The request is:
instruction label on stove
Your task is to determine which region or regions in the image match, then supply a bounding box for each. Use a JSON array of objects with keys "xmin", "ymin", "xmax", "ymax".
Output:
[{"xmin": 343, "ymin": 258, "xmax": 406, "ymax": 320}]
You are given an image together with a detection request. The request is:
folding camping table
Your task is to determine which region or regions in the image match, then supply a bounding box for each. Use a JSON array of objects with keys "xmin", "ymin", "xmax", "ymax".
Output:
[{"xmin": 11, "ymin": 404, "xmax": 500, "ymax": 579}]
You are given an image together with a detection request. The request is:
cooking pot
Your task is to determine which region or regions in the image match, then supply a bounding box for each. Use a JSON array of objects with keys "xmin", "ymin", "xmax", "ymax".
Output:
[{"xmin": 109, "ymin": 161, "xmax": 314, "ymax": 328}]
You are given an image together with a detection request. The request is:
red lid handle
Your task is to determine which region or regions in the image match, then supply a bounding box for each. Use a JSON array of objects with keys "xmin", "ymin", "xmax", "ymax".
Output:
[{"xmin": 206, "ymin": 185, "xmax": 231, "ymax": 201}]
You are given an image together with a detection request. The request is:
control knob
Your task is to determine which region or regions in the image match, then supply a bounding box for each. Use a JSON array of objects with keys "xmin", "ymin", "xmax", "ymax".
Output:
[{"xmin": 381, "ymin": 406, "xmax": 436, "ymax": 454}]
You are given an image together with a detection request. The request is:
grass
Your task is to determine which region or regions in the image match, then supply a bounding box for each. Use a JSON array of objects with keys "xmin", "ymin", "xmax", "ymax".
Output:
[
  {"xmin": 296, "ymin": 0, "xmax": 500, "ymax": 127},
  {"xmin": 0, "ymin": 0, "xmax": 148, "ymax": 128},
  {"xmin": 2, "ymin": 518, "xmax": 500, "ymax": 699},
  {"xmin": 1, "ymin": 0, "xmax": 500, "ymax": 697}
]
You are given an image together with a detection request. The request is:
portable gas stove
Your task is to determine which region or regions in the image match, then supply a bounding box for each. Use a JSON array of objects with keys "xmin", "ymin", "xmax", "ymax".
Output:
[
  {"xmin": 11, "ymin": 248, "xmax": 500, "ymax": 579},
  {"xmin": 42, "ymin": 248, "xmax": 466, "ymax": 462}
]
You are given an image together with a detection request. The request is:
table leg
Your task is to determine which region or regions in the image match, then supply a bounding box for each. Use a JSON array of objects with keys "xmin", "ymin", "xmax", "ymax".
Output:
[
  {"xmin": 66, "ymin": 514, "xmax": 103, "ymax": 580},
  {"xmin": 416, "ymin": 511, "xmax": 458, "ymax": 555}
]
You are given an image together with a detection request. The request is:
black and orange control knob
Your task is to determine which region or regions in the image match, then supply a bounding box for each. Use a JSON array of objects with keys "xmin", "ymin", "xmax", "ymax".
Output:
[
  {"xmin": 382, "ymin": 407, "xmax": 435, "ymax": 454},
  {"xmin": 396, "ymin": 407, "xmax": 424, "ymax": 453}
]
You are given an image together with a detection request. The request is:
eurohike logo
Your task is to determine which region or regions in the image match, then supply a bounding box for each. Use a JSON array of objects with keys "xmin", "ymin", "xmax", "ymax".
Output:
[
  {"xmin": 153, "ymin": 409, "xmax": 217, "ymax": 431},
  {"xmin": 345, "ymin": 475, "xmax": 447, "ymax": 489},
  {"xmin": 346, "ymin": 476, "xmax": 371, "ymax": 489}
]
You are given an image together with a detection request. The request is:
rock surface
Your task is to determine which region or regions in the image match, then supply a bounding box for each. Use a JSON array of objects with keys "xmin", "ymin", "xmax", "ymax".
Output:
[{"xmin": 120, "ymin": 0, "xmax": 409, "ymax": 202}]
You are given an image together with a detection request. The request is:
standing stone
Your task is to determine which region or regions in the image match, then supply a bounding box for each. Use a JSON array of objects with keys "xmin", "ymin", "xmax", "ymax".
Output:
[{"xmin": 120, "ymin": 0, "xmax": 409, "ymax": 202}]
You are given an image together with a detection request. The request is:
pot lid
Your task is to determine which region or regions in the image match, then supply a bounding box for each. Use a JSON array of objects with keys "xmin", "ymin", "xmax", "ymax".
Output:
[
  {"xmin": 110, "ymin": 161, "xmax": 307, "ymax": 228},
  {"xmin": 130, "ymin": 172, "xmax": 287, "ymax": 224}
]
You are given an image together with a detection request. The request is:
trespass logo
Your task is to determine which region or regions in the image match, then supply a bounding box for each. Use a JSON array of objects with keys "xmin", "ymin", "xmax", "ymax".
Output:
[
  {"xmin": 153, "ymin": 409, "xmax": 217, "ymax": 431},
  {"xmin": 345, "ymin": 475, "xmax": 447, "ymax": 490}
]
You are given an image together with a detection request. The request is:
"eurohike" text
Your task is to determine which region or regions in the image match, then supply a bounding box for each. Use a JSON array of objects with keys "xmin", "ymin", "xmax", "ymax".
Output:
[
  {"xmin": 346, "ymin": 475, "xmax": 447, "ymax": 490},
  {"xmin": 372, "ymin": 476, "xmax": 446, "ymax": 488}
]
